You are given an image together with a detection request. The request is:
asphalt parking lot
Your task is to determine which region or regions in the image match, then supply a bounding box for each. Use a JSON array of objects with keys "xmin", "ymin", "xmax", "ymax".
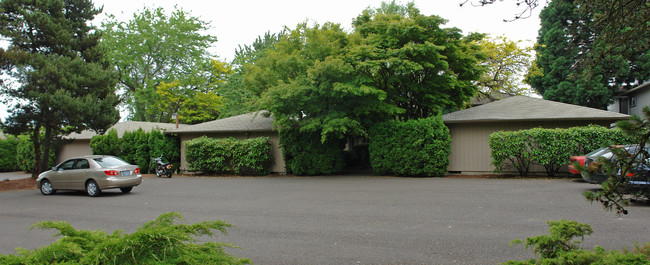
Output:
[{"xmin": 1, "ymin": 175, "xmax": 649, "ymax": 264}]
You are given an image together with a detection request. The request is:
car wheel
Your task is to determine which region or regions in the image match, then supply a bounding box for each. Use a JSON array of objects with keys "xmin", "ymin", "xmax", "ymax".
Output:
[
  {"xmin": 86, "ymin": 180, "xmax": 101, "ymax": 197},
  {"xmin": 40, "ymin": 179, "xmax": 56, "ymax": 195},
  {"xmin": 120, "ymin": 187, "xmax": 133, "ymax": 193}
]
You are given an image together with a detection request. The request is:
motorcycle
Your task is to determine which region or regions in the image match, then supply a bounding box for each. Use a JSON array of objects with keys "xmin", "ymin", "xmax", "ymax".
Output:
[{"xmin": 153, "ymin": 155, "xmax": 173, "ymax": 178}]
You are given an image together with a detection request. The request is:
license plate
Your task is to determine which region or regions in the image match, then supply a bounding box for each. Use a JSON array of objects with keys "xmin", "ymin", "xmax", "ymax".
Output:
[{"xmin": 121, "ymin": 171, "xmax": 131, "ymax": 176}]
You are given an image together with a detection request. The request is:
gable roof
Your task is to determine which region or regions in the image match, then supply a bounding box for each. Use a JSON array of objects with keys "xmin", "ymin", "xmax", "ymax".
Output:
[
  {"xmin": 67, "ymin": 121, "xmax": 187, "ymax": 140},
  {"xmin": 166, "ymin": 112, "xmax": 275, "ymax": 134},
  {"xmin": 443, "ymin": 96, "xmax": 630, "ymax": 123}
]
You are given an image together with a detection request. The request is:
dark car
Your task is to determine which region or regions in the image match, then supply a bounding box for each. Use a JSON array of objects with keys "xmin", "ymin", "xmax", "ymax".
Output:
[
  {"xmin": 581, "ymin": 145, "xmax": 649, "ymax": 183},
  {"xmin": 37, "ymin": 155, "xmax": 142, "ymax": 197}
]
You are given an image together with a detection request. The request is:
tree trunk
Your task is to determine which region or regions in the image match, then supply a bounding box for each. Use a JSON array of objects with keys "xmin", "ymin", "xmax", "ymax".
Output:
[
  {"xmin": 40, "ymin": 126, "xmax": 53, "ymax": 173},
  {"xmin": 31, "ymin": 127, "xmax": 41, "ymax": 179}
]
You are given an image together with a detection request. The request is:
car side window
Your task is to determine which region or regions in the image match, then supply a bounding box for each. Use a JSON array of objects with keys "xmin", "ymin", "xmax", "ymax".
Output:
[
  {"xmin": 59, "ymin": 160, "xmax": 76, "ymax": 171},
  {"xmin": 74, "ymin": 159, "xmax": 90, "ymax": 169}
]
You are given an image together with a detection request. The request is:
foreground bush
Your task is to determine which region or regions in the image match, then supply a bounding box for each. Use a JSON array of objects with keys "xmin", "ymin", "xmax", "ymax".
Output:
[
  {"xmin": 185, "ymin": 136, "xmax": 272, "ymax": 175},
  {"xmin": 505, "ymin": 219, "xmax": 650, "ymax": 264},
  {"xmin": 369, "ymin": 115, "xmax": 450, "ymax": 177},
  {"xmin": 0, "ymin": 212, "xmax": 251, "ymax": 265}
]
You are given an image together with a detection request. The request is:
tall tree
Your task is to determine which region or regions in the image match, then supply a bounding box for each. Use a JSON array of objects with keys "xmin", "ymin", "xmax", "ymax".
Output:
[
  {"xmin": 475, "ymin": 36, "xmax": 537, "ymax": 101},
  {"xmin": 351, "ymin": 1, "xmax": 484, "ymax": 119},
  {"xmin": 102, "ymin": 6, "xmax": 217, "ymax": 122},
  {"xmin": 245, "ymin": 22, "xmax": 398, "ymax": 142},
  {"xmin": 0, "ymin": 0, "xmax": 120, "ymax": 176},
  {"xmin": 527, "ymin": 0, "xmax": 649, "ymax": 109}
]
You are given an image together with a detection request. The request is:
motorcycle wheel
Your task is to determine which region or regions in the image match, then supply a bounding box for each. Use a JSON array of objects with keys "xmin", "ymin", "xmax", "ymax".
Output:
[{"xmin": 166, "ymin": 171, "xmax": 172, "ymax": 178}]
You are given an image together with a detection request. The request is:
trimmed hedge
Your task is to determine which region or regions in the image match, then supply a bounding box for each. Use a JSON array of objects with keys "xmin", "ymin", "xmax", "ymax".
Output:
[
  {"xmin": 368, "ymin": 115, "xmax": 451, "ymax": 177},
  {"xmin": 89, "ymin": 129, "xmax": 120, "ymax": 156},
  {"xmin": 279, "ymin": 128, "xmax": 345, "ymax": 176},
  {"xmin": 90, "ymin": 129, "xmax": 179, "ymax": 174},
  {"xmin": 15, "ymin": 136, "xmax": 56, "ymax": 173},
  {"xmin": 185, "ymin": 136, "xmax": 272, "ymax": 175},
  {"xmin": 0, "ymin": 136, "xmax": 18, "ymax": 172},
  {"xmin": 489, "ymin": 125, "xmax": 636, "ymax": 176}
]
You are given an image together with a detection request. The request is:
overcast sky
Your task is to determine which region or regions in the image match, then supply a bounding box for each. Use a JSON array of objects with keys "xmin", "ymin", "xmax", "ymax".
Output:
[{"xmin": 0, "ymin": 0, "xmax": 542, "ymax": 122}]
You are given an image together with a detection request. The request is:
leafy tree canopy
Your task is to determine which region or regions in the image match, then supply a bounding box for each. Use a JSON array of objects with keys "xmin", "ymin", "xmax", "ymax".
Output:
[
  {"xmin": 241, "ymin": 1, "xmax": 484, "ymax": 142},
  {"xmin": 527, "ymin": 0, "xmax": 650, "ymax": 109},
  {"xmin": 0, "ymin": 0, "xmax": 120, "ymax": 175},
  {"xmin": 351, "ymin": 1, "xmax": 484, "ymax": 119},
  {"xmin": 474, "ymin": 35, "xmax": 537, "ymax": 101},
  {"xmin": 101, "ymin": 6, "xmax": 220, "ymax": 122}
]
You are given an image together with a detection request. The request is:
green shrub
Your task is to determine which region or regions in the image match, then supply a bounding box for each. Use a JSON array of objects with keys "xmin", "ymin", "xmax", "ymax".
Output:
[
  {"xmin": 279, "ymin": 128, "xmax": 345, "ymax": 176},
  {"xmin": 185, "ymin": 136, "xmax": 272, "ymax": 175},
  {"xmin": 0, "ymin": 136, "xmax": 18, "ymax": 172},
  {"xmin": 505, "ymin": 219, "xmax": 650, "ymax": 265},
  {"xmin": 15, "ymin": 136, "xmax": 55, "ymax": 173},
  {"xmin": 490, "ymin": 126, "xmax": 635, "ymax": 177},
  {"xmin": 489, "ymin": 130, "xmax": 532, "ymax": 176},
  {"xmin": 0, "ymin": 212, "xmax": 251, "ymax": 265},
  {"xmin": 90, "ymin": 128, "xmax": 121, "ymax": 156},
  {"xmin": 368, "ymin": 115, "xmax": 451, "ymax": 177},
  {"xmin": 91, "ymin": 129, "xmax": 180, "ymax": 174},
  {"xmin": 148, "ymin": 130, "xmax": 180, "ymax": 173}
]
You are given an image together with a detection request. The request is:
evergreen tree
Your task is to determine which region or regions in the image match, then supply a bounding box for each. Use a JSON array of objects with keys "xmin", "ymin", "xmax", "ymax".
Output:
[
  {"xmin": 528, "ymin": 0, "xmax": 650, "ymax": 109},
  {"xmin": 0, "ymin": 0, "xmax": 120, "ymax": 176}
]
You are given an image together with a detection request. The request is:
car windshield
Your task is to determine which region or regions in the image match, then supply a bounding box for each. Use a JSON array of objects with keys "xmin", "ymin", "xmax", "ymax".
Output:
[
  {"xmin": 585, "ymin": 147, "xmax": 610, "ymax": 157},
  {"xmin": 93, "ymin": 157, "xmax": 130, "ymax": 168}
]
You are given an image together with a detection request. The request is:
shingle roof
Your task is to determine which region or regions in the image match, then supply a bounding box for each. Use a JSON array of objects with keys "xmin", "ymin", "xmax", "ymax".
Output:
[
  {"xmin": 166, "ymin": 112, "xmax": 275, "ymax": 134},
  {"xmin": 625, "ymin": 81, "xmax": 650, "ymax": 95},
  {"xmin": 67, "ymin": 121, "xmax": 187, "ymax": 140},
  {"xmin": 443, "ymin": 96, "xmax": 630, "ymax": 123}
]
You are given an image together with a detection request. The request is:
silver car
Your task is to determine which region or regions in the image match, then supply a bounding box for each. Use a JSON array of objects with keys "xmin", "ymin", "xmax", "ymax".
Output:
[{"xmin": 37, "ymin": 155, "xmax": 142, "ymax": 197}]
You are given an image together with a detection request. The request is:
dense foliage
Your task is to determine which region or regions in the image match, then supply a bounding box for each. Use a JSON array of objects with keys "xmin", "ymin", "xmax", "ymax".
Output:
[
  {"xmin": 0, "ymin": 0, "xmax": 120, "ymax": 176},
  {"xmin": 489, "ymin": 125, "xmax": 635, "ymax": 176},
  {"xmin": 351, "ymin": 2, "xmax": 484, "ymax": 119},
  {"xmin": 527, "ymin": 0, "xmax": 650, "ymax": 109},
  {"xmin": 15, "ymin": 136, "xmax": 56, "ymax": 173},
  {"xmin": 0, "ymin": 135, "xmax": 18, "ymax": 172},
  {"xmin": 90, "ymin": 129, "xmax": 179, "ymax": 174},
  {"xmin": 185, "ymin": 136, "xmax": 272, "ymax": 175},
  {"xmin": 0, "ymin": 212, "xmax": 251, "ymax": 265},
  {"xmin": 368, "ymin": 115, "xmax": 451, "ymax": 177},
  {"xmin": 241, "ymin": 2, "xmax": 484, "ymax": 146},
  {"xmin": 506, "ymin": 219, "xmax": 650, "ymax": 264},
  {"xmin": 279, "ymin": 128, "xmax": 345, "ymax": 176},
  {"xmin": 102, "ymin": 7, "xmax": 223, "ymax": 123},
  {"xmin": 475, "ymin": 36, "xmax": 536, "ymax": 101}
]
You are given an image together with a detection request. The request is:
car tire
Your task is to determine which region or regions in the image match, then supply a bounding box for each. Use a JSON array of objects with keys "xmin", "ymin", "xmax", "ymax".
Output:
[
  {"xmin": 39, "ymin": 179, "xmax": 56, "ymax": 195},
  {"xmin": 120, "ymin": 187, "xmax": 133, "ymax": 193},
  {"xmin": 86, "ymin": 180, "xmax": 101, "ymax": 197}
]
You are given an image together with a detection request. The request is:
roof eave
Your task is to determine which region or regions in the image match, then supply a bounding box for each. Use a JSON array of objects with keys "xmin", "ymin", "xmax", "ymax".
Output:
[{"xmin": 443, "ymin": 116, "xmax": 629, "ymax": 124}]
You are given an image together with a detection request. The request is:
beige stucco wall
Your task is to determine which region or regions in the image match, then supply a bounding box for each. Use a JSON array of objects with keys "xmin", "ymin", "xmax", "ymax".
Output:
[
  {"xmin": 446, "ymin": 120, "xmax": 616, "ymax": 174},
  {"xmin": 56, "ymin": 139, "xmax": 92, "ymax": 164},
  {"xmin": 178, "ymin": 131, "xmax": 285, "ymax": 174}
]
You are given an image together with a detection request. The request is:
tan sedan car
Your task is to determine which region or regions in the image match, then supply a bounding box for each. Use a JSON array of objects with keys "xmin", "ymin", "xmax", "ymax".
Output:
[{"xmin": 37, "ymin": 155, "xmax": 142, "ymax": 197}]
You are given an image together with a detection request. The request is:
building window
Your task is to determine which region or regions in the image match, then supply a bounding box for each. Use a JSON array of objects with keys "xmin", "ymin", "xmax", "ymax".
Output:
[{"xmin": 630, "ymin": 95, "xmax": 637, "ymax": 107}]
